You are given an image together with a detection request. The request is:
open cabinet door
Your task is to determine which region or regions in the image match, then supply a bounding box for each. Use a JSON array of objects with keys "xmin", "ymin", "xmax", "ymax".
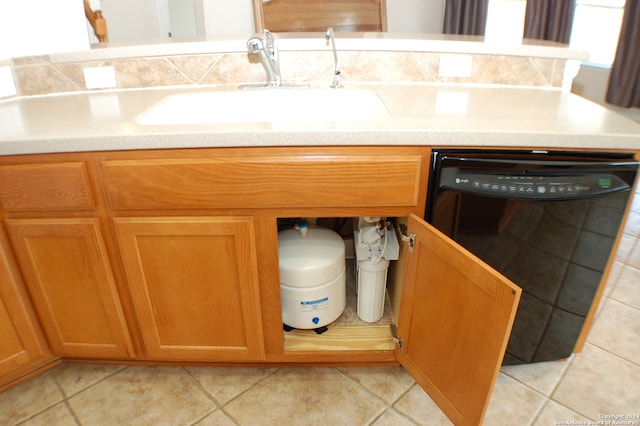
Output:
[{"xmin": 396, "ymin": 214, "xmax": 521, "ymax": 425}]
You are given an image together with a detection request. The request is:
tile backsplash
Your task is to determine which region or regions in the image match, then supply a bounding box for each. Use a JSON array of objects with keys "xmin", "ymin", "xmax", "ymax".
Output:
[{"xmin": 8, "ymin": 49, "xmax": 566, "ymax": 98}]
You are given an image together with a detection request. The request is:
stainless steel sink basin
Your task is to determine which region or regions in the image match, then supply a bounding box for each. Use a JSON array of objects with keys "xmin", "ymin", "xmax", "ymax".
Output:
[{"xmin": 136, "ymin": 88, "xmax": 390, "ymax": 125}]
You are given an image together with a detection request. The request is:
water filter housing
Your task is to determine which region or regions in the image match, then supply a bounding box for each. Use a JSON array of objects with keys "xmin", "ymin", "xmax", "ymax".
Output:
[
  {"xmin": 278, "ymin": 227, "xmax": 346, "ymax": 329},
  {"xmin": 354, "ymin": 220, "xmax": 399, "ymax": 323},
  {"xmin": 357, "ymin": 258, "xmax": 390, "ymax": 323}
]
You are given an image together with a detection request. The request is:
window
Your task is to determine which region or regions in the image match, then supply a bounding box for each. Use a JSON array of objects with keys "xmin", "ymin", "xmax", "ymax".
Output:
[
  {"xmin": 569, "ymin": 0, "xmax": 625, "ymax": 66},
  {"xmin": 485, "ymin": 0, "xmax": 527, "ymax": 44},
  {"xmin": 485, "ymin": 0, "xmax": 625, "ymax": 66}
]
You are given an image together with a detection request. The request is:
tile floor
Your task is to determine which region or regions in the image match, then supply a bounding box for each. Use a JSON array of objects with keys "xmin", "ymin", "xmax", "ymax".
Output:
[{"xmin": 1, "ymin": 188, "xmax": 639, "ymax": 425}]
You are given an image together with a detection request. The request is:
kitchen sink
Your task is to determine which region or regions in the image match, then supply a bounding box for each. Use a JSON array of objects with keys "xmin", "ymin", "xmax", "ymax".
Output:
[{"xmin": 136, "ymin": 88, "xmax": 390, "ymax": 125}]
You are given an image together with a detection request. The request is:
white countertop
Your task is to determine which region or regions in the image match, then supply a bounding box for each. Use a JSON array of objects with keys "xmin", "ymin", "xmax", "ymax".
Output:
[
  {"xmin": 48, "ymin": 33, "xmax": 589, "ymax": 63},
  {"xmin": 0, "ymin": 83, "xmax": 638, "ymax": 156}
]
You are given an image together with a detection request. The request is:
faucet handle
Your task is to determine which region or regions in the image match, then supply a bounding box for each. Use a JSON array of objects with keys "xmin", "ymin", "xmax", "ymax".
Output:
[
  {"xmin": 247, "ymin": 37, "xmax": 264, "ymax": 53},
  {"xmin": 263, "ymin": 29, "xmax": 278, "ymax": 62}
]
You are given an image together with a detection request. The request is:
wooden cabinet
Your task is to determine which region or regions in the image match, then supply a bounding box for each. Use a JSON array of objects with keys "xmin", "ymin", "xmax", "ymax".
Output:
[
  {"xmin": 396, "ymin": 215, "xmax": 520, "ymax": 425},
  {"xmin": 0, "ymin": 227, "xmax": 53, "ymax": 390},
  {"xmin": 0, "ymin": 153, "xmax": 134, "ymax": 361},
  {"xmin": 0, "ymin": 147, "xmax": 525, "ymax": 424},
  {"xmin": 6, "ymin": 218, "xmax": 133, "ymax": 359},
  {"xmin": 114, "ymin": 216, "xmax": 265, "ymax": 361}
]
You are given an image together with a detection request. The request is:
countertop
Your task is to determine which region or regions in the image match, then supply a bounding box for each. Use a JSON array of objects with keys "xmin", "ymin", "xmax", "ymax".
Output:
[{"xmin": 0, "ymin": 83, "xmax": 638, "ymax": 156}]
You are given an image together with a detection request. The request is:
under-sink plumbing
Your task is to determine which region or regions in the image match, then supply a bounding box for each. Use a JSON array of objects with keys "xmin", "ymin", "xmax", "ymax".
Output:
[
  {"xmin": 325, "ymin": 28, "xmax": 342, "ymax": 88},
  {"xmin": 246, "ymin": 29, "xmax": 281, "ymax": 87}
]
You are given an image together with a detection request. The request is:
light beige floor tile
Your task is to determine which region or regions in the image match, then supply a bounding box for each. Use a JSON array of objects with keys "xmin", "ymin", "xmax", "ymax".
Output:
[
  {"xmin": 627, "ymin": 239, "xmax": 640, "ymax": 269},
  {"xmin": 51, "ymin": 363, "xmax": 126, "ymax": 397},
  {"xmin": 336, "ymin": 366, "xmax": 415, "ymax": 404},
  {"xmin": 501, "ymin": 358, "xmax": 571, "ymax": 396},
  {"xmin": 615, "ymin": 234, "xmax": 636, "ymax": 262},
  {"xmin": 194, "ymin": 409, "xmax": 237, "ymax": 426},
  {"xmin": 19, "ymin": 402, "xmax": 78, "ymax": 426},
  {"xmin": 603, "ymin": 261, "xmax": 624, "ymax": 298},
  {"xmin": 370, "ymin": 408, "xmax": 419, "ymax": 426},
  {"xmin": 223, "ymin": 367, "xmax": 385, "ymax": 426},
  {"xmin": 533, "ymin": 400, "xmax": 589, "ymax": 426},
  {"xmin": 393, "ymin": 384, "xmax": 452, "ymax": 426},
  {"xmin": 67, "ymin": 366, "xmax": 215, "ymax": 425},
  {"xmin": 0, "ymin": 373, "xmax": 63, "ymax": 425},
  {"xmin": 184, "ymin": 366, "xmax": 277, "ymax": 405},
  {"xmin": 483, "ymin": 373, "xmax": 546, "ymax": 426},
  {"xmin": 623, "ymin": 211, "xmax": 640, "ymax": 237},
  {"xmin": 552, "ymin": 344, "xmax": 640, "ymax": 420},
  {"xmin": 587, "ymin": 298, "xmax": 640, "ymax": 364},
  {"xmin": 609, "ymin": 265, "xmax": 640, "ymax": 309}
]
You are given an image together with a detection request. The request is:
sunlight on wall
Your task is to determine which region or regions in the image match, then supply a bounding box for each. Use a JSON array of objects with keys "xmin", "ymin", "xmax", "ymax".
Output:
[{"xmin": 0, "ymin": 1, "xmax": 89, "ymax": 60}]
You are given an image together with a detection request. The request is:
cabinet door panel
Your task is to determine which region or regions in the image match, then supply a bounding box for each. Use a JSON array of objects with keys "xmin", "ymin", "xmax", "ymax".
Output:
[
  {"xmin": 6, "ymin": 219, "xmax": 133, "ymax": 359},
  {"xmin": 0, "ymin": 234, "xmax": 50, "ymax": 378},
  {"xmin": 397, "ymin": 214, "xmax": 521, "ymax": 426},
  {"xmin": 114, "ymin": 216, "xmax": 265, "ymax": 361}
]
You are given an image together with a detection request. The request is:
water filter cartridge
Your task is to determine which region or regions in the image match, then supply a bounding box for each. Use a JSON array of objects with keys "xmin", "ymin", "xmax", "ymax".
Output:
[{"xmin": 356, "ymin": 258, "xmax": 390, "ymax": 323}]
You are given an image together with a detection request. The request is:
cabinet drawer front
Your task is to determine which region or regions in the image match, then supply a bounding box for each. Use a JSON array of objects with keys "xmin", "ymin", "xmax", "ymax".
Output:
[
  {"xmin": 0, "ymin": 162, "xmax": 94, "ymax": 212},
  {"xmin": 101, "ymin": 149, "xmax": 425, "ymax": 210}
]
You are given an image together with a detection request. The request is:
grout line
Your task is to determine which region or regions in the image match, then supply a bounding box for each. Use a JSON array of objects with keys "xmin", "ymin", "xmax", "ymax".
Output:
[
  {"xmin": 607, "ymin": 291, "xmax": 640, "ymax": 312},
  {"xmin": 12, "ymin": 372, "xmax": 64, "ymax": 425},
  {"xmin": 60, "ymin": 364, "xmax": 129, "ymax": 399},
  {"xmin": 180, "ymin": 366, "xmax": 222, "ymax": 407},
  {"xmin": 546, "ymin": 343, "xmax": 634, "ymax": 421},
  {"xmin": 218, "ymin": 407, "xmax": 242, "ymax": 426},
  {"xmin": 390, "ymin": 383, "xmax": 425, "ymax": 425},
  {"xmin": 542, "ymin": 354, "xmax": 598, "ymax": 421},
  {"xmin": 212, "ymin": 366, "xmax": 282, "ymax": 425},
  {"xmin": 47, "ymin": 369, "xmax": 81, "ymax": 425},
  {"xmin": 331, "ymin": 367, "xmax": 394, "ymax": 409},
  {"xmin": 63, "ymin": 400, "xmax": 82, "ymax": 426},
  {"xmin": 207, "ymin": 366, "xmax": 281, "ymax": 421},
  {"xmin": 333, "ymin": 367, "xmax": 423, "ymax": 425},
  {"xmin": 585, "ymin": 337, "xmax": 640, "ymax": 368}
]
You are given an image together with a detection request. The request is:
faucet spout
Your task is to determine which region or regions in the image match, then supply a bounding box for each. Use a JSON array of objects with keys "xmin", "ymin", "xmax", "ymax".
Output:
[
  {"xmin": 325, "ymin": 28, "xmax": 342, "ymax": 88},
  {"xmin": 246, "ymin": 29, "xmax": 281, "ymax": 87}
]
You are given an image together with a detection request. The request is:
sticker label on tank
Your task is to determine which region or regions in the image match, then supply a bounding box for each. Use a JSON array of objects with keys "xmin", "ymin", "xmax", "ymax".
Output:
[{"xmin": 300, "ymin": 297, "xmax": 329, "ymax": 312}]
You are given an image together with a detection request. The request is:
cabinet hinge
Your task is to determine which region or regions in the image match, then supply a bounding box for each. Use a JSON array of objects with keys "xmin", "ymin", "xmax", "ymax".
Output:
[
  {"xmin": 397, "ymin": 224, "xmax": 416, "ymax": 253},
  {"xmin": 390, "ymin": 324, "xmax": 404, "ymax": 353}
]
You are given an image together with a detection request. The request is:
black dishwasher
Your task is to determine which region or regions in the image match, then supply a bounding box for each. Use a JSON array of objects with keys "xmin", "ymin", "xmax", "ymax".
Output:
[{"xmin": 426, "ymin": 149, "xmax": 639, "ymax": 365}]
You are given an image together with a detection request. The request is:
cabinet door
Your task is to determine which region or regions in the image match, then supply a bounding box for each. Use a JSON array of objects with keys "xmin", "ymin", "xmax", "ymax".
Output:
[
  {"xmin": 6, "ymin": 218, "xmax": 133, "ymax": 359},
  {"xmin": 397, "ymin": 214, "xmax": 521, "ymax": 426},
  {"xmin": 0, "ymin": 229, "xmax": 51, "ymax": 383},
  {"xmin": 114, "ymin": 216, "xmax": 265, "ymax": 361}
]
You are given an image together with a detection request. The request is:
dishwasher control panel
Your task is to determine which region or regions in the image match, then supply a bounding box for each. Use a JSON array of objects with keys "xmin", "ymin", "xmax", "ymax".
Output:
[{"xmin": 439, "ymin": 169, "xmax": 630, "ymax": 200}]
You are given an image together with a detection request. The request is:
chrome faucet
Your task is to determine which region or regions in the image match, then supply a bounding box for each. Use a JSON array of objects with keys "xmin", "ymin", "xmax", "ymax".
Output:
[
  {"xmin": 246, "ymin": 29, "xmax": 281, "ymax": 87},
  {"xmin": 325, "ymin": 28, "xmax": 342, "ymax": 88}
]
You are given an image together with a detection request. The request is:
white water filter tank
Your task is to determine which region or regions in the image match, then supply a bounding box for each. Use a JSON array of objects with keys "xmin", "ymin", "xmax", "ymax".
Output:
[
  {"xmin": 357, "ymin": 258, "xmax": 390, "ymax": 323},
  {"xmin": 278, "ymin": 227, "xmax": 346, "ymax": 329}
]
